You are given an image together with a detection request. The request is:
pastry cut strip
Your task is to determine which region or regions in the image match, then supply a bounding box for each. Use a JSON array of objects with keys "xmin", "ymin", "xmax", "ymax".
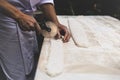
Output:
[
  {"xmin": 45, "ymin": 39, "xmax": 64, "ymax": 77},
  {"xmin": 68, "ymin": 17, "xmax": 90, "ymax": 47}
]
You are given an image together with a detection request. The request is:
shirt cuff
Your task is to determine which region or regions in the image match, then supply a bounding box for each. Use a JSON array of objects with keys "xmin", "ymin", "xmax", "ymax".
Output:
[{"xmin": 38, "ymin": 0, "xmax": 54, "ymax": 6}]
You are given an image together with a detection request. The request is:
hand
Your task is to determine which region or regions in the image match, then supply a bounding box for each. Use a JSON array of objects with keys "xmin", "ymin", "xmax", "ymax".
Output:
[
  {"xmin": 16, "ymin": 13, "xmax": 41, "ymax": 34},
  {"xmin": 55, "ymin": 23, "xmax": 71, "ymax": 43}
]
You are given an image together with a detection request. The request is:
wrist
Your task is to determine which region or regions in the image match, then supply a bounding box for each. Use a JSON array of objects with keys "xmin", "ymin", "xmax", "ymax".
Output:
[
  {"xmin": 13, "ymin": 10, "xmax": 24, "ymax": 21},
  {"xmin": 53, "ymin": 21, "xmax": 60, "ymax": 27}
]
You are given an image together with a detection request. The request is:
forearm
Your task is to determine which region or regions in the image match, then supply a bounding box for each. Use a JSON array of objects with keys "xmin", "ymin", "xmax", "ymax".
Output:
[
  {"xmin": 40, "ymin": 3, "xmax": 60, "ymax": 26},
  {"xmin": 0, "ymin": 0, "xmax": 24, "ymax": 20},
  {"xmin": 40, "ymin": 3, "xmax": 71, "ymax": 42}
]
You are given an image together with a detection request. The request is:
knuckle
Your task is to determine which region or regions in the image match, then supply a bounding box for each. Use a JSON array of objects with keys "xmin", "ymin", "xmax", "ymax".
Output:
[
  {"xmin": 32, "ymin": 19, "xmax": 36, "ymax": 24},
  {"xmin": 29, "ymin": 22, "xmax": 34, "ymax": 27}
]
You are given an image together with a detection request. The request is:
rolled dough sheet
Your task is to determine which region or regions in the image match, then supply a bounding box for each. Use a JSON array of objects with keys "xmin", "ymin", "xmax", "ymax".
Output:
[
  {"xmin": 35, "ymin": 38, "xmax": 64, "ymax": 78},
  {"xmin": 35, "ymin": 72, "xmax": 120, "ymax": 80},
  {"xmin": 63, "ymin": 46, "xmax": 120, "ymax": 74},
  {"xmin": 44, "ymin": 39, "xmax": 64, "ymax": 77},
  {"xmin": 68, "ymin": 17, "xmax": 90, "ymax": 47},
  {"xmin": 35, "ymin": 16, "xmax": 120, "ymax": 80}
]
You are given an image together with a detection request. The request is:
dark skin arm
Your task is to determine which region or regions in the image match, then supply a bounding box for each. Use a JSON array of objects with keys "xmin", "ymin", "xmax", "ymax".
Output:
[
  {"xmin": 40, "ymin": 3, "xmax": 71, "ymax": 42},
  {"xmin": 0, "ymin": 1, "xmax": 70, "ymax": 42},
  {"xmin": 0, "ymin": 0, "xmax": 41, "ymax": 33}
]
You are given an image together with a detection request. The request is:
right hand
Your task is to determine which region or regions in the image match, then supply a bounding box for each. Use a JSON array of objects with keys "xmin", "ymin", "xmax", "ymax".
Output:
[{"xmin": 16, "ymin": 13, "xmax": 41, "ymax": 34}]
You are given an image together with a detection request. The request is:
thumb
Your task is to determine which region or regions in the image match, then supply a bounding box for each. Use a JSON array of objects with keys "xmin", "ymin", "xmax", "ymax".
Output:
[{"xmin": 55, "ymin": 30, "xmax": 61, "ymax": 39}]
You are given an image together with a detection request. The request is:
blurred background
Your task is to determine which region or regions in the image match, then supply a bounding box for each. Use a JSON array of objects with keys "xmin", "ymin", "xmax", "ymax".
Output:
[{"xmin": 54, "ymin": 0, "xmax": 120, "ymax": 19}]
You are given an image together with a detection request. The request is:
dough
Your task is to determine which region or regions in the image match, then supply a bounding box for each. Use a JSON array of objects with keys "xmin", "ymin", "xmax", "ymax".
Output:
[
  {"xmin": 68, "ymin": 18, "xmax": 90, "ymax": 47},
  {"xmin": 41, "ymin": 21, "xmax": 58, "ymax": 38},
  {"xmin": 45, "ymin": 39, "xmax": 64, "ymax": 77}
]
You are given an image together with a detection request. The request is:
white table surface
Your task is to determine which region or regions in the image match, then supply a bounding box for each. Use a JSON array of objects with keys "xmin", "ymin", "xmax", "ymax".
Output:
[{"xmin": 34, "ymin": 16, "xmax": 120, "ymax": 80}]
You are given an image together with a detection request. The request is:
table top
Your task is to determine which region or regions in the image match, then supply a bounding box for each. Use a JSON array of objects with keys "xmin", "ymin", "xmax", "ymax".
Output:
[{"xmin": 34, "ymin": 16, "xmax": 120, "ymax": 80}]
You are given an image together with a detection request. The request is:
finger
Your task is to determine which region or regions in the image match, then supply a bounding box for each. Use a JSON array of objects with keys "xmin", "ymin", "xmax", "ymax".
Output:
[
  {"xmin": 63, "ymin": 31, "xmax": 71, "ymax": 42},
  {"xmin": 29, "ymin": 25, "xmax": 35, "ymax": 31},
  {"xmin": 34, "ymin": 22, "xmax": 41, "ymax": 34},
  {"xmin": 65, "ymin": 32, "xmax": 71, "ymax": 42},
  {"xmin": 63, "ymin": 30, "xmax": 68, "ymax": 41},
  {"xmin": 29, "ymin": 23, "xmax": 35, "ymax": 31},
  {"xmin": 55, "ymin": 31, "xmax": 61, "ymax": 39},
  {"xmin": 19, "ymin": 21, "xmax": 31, "ymax": 31},
  {"xmin": 19, "ymin": 24, "xmax": 29, "ymax": 31},
  {"xmin": 25, "ymin": 25, "xmax": 31, "ymax": 31}
]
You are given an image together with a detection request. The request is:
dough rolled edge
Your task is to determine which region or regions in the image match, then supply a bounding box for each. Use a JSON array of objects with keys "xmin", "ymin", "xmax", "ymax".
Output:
[{"xmin": 45, "ymin": 39, "xmax": 64, "ymax": 77}]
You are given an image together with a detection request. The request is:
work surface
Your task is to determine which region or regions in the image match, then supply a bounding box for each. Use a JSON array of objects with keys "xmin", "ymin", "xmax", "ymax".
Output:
[{"xmin": 35, "ymin": 16, "xmax": 120, "ymax": 80}]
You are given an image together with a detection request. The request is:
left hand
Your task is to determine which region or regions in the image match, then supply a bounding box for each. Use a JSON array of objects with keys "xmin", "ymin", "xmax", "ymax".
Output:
[{"xmin": 55, "ymin": 23, "xmax": 71, "ymax": 43}]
